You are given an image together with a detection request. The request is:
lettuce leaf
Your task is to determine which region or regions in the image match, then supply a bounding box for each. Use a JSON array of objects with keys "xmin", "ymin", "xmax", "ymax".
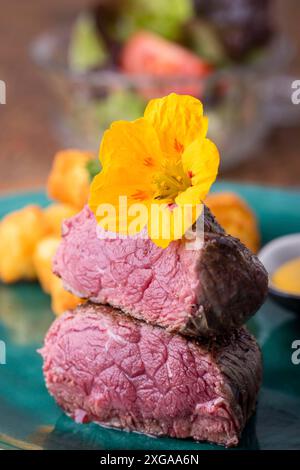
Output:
[
  {"xmin": 69, "ymin": 13, "xmax": 108, "ymax": 72},
  {"xmin": 118, "ymin": 0, "xmax": 193, "ymax": 41}
]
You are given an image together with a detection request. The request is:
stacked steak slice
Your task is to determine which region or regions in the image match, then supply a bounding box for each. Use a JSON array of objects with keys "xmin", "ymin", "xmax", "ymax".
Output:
[
  {"xmin": 53, "ymin": 205, "xmax": 267, "ymax": 337},
  {"xmin": 41, "ymin": 205, "xmax": 268, "ymax": 447},
  {"xmin": 41, "ymin": 303, "xmax": 262, "ymax": 447}
]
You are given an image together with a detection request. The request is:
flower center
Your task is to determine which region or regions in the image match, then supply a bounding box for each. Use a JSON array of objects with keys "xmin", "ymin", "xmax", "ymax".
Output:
[{"xmin": 153, "ymin": 161, "xmax": 191, "ymax": 202}]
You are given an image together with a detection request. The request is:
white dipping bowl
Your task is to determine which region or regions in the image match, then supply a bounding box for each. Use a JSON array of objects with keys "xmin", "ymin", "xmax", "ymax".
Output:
[{"xmin": 258, "ymin": 233, "xmax": 300, "ymax": 312}]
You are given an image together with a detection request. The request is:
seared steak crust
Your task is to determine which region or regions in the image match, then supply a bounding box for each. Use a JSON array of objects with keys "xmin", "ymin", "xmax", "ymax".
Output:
[{"xmin": 185, "ymin": 211, "xmax": 268, "ymax": 335}]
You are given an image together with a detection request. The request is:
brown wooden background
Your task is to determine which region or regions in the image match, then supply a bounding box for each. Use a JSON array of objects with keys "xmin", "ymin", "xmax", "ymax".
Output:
[{"xmin": 0, "ymin": 0, "xmax": 299, "ymax": 193}]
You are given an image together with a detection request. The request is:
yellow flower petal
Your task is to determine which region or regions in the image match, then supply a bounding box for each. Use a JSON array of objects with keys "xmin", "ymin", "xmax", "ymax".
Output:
[
  {"xmin": 144, "ymin": 93, "xmax": 208, "ymax": 160},
  {"xmin": 89, "ymin": 181, "xmax": 151, "ymax": 236},
  {"xmin": 175, "ymin": 185, "xmax": 207, "ymax": 206},
  {"xmin": 148, "ymin": 202, "xmax": 202, "ymax": 248},
  {"xmin": 89, "ymin": 118, "xmax": 164, "ymax": 236},
  {"xmin": 99, "ymin": 118, "xmax": 163, "ymax": 179},
  {"xmin": 89, "ymin": 93, "xmax": 220, "ymax": 247},
  {"xmin": 181, "ymin": 138, "xmax": 219, "ymax": 189}
]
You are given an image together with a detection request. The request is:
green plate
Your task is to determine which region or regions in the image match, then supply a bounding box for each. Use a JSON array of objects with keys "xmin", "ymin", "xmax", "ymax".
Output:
[{"xmin": 1, "ymin": 184, "xmax": 300, "ymax": 450}]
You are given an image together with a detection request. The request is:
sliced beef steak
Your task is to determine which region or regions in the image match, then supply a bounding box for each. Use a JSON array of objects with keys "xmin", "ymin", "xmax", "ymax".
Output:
[
  {"xmin": 53, "ymin": 205, "xmax": 268, "ymax": 337},
  {"xmin": 41, "ymin": 303, "xmax": 262, "ymax": 447}
]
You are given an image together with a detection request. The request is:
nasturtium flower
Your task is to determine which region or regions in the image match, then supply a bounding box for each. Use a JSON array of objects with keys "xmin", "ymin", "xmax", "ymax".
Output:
[{"xmin": 89, "ymin": 93, "xmax": 220, "ymax": 248}]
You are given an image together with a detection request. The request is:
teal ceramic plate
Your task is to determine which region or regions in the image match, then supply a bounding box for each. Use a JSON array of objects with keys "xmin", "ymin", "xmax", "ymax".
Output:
[{"xmin": 1, "ymin": 183, "xmax": 300, "ymax": 450}]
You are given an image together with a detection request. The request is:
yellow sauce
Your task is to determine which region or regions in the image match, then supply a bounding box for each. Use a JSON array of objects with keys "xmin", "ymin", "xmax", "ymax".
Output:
[{"xmin": 272, "ymin": 257, "xmax": 300, "ymax": 295}]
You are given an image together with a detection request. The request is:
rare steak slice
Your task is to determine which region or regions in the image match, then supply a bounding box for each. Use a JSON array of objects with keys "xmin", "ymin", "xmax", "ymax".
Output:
[
  {"xmin": 41, "ymin": 302, "xmax": 262, "ymax": 447},
  {"xmin": 53, "ymin": 205, "xmax": 267, "ymax": 337}
]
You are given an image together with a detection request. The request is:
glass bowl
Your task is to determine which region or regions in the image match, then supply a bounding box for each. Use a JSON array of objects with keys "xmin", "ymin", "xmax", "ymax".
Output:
[{"xmin": 31, "ymin": 24, "xmax": 292, "ymax": 169}]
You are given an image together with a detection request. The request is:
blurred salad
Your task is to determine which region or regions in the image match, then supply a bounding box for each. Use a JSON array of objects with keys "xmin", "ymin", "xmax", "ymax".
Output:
[
  {"xmin": 68, "ymin": 0, "xmax": 273, "ymax": 75},
  {"xmin": 57, "ymin": 0, "xmax": 274, "ymax": 164}
]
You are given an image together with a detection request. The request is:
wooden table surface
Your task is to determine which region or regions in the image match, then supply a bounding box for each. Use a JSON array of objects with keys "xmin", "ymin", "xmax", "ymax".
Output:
[{"xmin": 0, "ymin": 0, "xmax": 299, "ymax": 193}]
